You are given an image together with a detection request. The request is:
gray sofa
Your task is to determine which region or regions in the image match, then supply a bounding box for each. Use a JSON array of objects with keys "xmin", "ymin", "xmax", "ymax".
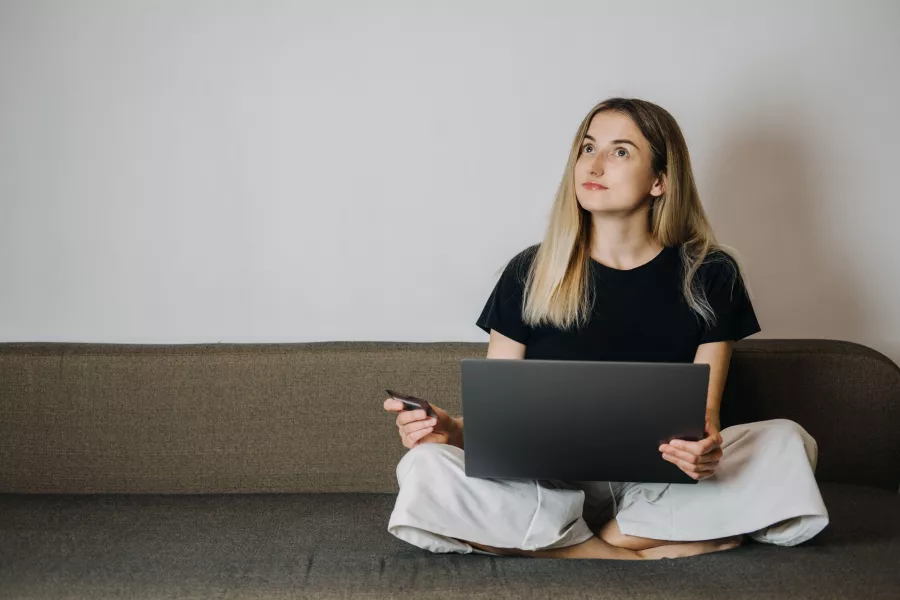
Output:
[{"xmin": 1, "ymin": 339, "xmax": 898, "ymax": 599}]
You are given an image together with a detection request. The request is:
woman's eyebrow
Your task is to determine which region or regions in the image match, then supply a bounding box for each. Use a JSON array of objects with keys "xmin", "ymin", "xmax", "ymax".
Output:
[{"xmin": 583, "ymin": 135, "xmax": 640, "ymax": 150}]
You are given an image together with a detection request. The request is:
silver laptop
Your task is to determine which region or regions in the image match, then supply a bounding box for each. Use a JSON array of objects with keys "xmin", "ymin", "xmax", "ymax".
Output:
[{"xmin": 460, "ymin": 358, "xmax": 710, "ymax": 484}]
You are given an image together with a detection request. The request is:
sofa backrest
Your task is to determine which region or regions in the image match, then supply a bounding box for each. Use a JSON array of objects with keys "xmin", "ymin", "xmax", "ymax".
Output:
[{"xmin": 1, "ymin": 339, "xmax": 897, "ymax": 494}]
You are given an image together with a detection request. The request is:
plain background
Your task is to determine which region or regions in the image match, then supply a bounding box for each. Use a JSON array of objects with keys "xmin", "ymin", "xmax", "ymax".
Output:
[{"xmin": 2, "ymin": 0, "xmax": 899, "ymax": 367}]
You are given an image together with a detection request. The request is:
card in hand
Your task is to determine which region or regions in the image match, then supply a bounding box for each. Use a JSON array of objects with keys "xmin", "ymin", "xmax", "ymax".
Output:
[{"xmin": 385, "ymin": 389, "xmax": 438, "ymax": 419}]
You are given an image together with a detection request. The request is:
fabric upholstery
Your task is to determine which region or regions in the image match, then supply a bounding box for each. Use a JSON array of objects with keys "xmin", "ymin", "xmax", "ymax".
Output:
[
  {"xmin": 0, "ymin": 483, "xmax": 897, "ymax": 599},
  {"xmin": 1, "ymin": 339, "xmax": 898, "ymax": 494},
  {"xmin": 1, "ymin": 339, "xmax": 898, "ymax": 598}
]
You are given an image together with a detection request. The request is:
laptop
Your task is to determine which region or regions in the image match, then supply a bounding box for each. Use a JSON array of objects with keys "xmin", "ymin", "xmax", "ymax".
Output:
[{"xmin": 459, "ymin": 358, "xmax": 710, "ymax": 484}]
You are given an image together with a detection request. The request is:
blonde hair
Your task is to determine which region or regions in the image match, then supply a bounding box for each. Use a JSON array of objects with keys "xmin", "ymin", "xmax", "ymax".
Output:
[{"xmin": 505, "ymin": 97, "xmax": 750, "ymax": 332}]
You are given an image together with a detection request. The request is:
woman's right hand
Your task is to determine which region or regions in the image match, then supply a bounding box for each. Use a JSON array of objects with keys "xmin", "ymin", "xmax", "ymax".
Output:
[{"xmin": 383, "ymin": 396, "xmax": 457, "ymax": 449}]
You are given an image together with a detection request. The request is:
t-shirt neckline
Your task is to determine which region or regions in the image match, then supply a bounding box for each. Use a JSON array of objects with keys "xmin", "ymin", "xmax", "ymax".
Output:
[{"xmin": 589, "ymin": 245, "xmax": 672, "ymax": 275}]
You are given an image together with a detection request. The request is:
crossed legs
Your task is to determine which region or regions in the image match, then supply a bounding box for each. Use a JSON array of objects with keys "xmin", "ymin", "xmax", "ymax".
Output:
[{"xmin": 459, "ymin": 518, "xmax": 743, "ymax": 560}]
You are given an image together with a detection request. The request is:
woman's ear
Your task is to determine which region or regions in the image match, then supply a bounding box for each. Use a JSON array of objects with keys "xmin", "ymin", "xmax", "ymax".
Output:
[{"xmin": 651, "ymin": 172, "xmax": 667, "ymax": 197}]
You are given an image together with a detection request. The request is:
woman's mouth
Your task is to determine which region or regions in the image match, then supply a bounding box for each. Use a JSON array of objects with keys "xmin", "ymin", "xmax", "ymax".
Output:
[{"xmin": 583, "ymin": 182, "xmax": 608, "ymax": 190}]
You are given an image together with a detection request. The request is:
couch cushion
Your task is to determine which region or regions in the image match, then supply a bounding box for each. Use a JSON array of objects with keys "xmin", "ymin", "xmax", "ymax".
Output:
[
  {"xmin": 1, "ymin": 340, "xmax": 898, "ymax": 494},
  {"xmin": 0, "ymin": 483, "xmax": 897, "ymax": 599}
]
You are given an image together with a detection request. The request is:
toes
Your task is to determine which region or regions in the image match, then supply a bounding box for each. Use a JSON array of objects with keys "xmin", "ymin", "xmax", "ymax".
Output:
[{"xmin": 717, "ymin": 536, "xmax": 743, "ymax": 550}]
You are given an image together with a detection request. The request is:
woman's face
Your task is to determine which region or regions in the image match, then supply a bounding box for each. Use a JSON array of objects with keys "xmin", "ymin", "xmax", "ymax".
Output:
[{"xmin": 574, "ymin": 111, "xmax": 665, "ymax": 215}]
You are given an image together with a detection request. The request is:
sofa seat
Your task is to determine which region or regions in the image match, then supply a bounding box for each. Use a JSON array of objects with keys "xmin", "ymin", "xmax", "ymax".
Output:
[{"xmin": 1, "ymin": 482, "xmax": 897, "ymax": 599}]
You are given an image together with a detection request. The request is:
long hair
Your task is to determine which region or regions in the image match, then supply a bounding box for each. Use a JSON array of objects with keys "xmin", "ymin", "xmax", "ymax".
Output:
[{"xmin": 507, "ymin": 97, "xmax": 750, "ymax": 332}]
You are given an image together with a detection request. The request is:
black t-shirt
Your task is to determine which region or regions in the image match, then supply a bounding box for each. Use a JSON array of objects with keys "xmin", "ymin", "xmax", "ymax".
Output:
[{"xmin": 476, "ymin": 244, "xmax": 761, "ymax": 363}]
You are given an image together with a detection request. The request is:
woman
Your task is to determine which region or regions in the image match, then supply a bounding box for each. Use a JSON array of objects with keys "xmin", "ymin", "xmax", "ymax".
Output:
[{"xmin": 383, "ymin": 97, "xmax": 829, "ymax": 560}]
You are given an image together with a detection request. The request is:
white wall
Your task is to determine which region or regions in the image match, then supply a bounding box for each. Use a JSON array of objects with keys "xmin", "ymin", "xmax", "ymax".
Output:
[{"xmin": 2, "ymin": 0, "xmax": 899, "ymax": 366}]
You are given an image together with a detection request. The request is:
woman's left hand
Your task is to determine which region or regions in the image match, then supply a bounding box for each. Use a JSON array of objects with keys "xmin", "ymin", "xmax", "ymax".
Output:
[{"xmin": 659, "ymin": 413, "xmax": 724, "ymax": 481}]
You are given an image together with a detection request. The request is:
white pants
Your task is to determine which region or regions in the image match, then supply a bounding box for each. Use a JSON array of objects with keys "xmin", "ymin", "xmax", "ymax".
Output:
[{"xmin": 387, "ymin": 419, "xmax": 829, "ymax": 554}]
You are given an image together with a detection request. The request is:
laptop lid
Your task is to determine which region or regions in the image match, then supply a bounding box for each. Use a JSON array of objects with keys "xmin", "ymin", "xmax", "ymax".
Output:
[{"xmin": 460, "ymin": 358, "xmax": 710, "ymax": 484}]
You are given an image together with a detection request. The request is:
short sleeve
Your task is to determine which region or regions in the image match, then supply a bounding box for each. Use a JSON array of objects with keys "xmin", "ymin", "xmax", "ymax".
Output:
[
  {"xmin": 475, "ymin": 247, "xmax": 536, "ymax": 344},
  {"xmin": 697, "ymin": 252, "xmax": 762, "ymax": 344}
]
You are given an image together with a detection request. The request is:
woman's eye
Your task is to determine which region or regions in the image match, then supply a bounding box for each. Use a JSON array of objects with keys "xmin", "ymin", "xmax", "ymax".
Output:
[
  {"xmin": 582, "ymin": 144, "xmax": 594, "ymax": 154},
  {"xmin": 614, "ymin": 148, "xmax": 629, "ymax": 157}
]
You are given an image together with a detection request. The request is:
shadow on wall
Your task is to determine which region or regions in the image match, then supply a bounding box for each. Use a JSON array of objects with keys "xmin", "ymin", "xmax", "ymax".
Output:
[{"xmin": 704, "ymin": 126, "xmax": 872, "ymax": 354}]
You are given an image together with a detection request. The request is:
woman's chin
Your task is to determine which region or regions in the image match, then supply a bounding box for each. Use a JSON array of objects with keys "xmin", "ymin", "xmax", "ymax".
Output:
[{"xmin": 581, "ymin": 203, "xmax": 639, "ymax": 215}]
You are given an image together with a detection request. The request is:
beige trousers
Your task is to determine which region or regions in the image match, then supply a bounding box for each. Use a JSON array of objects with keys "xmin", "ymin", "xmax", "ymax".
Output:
[{"xmin": 387, "ymin": 419, "xmax": 829, "ymax": 555}]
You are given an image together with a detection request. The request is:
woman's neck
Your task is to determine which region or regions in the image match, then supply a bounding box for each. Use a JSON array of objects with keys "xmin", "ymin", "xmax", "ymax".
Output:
[{"xmin": 589, "ymin": 219, "xmax": 662, "ymax": 271}]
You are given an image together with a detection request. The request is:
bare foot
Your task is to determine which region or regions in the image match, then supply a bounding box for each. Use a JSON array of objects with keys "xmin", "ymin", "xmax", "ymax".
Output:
[
  {"xmin": 637, "ymin": 535, "xmax": 744, "ymax": 559},
  {"xmin": 467, "ymin": 541, "xmax": 520, "ymax": 556},
  {"xmin": 466, "ymin": 534, "xmax": 743, "ymax": 560},
  {"xmin": 464, "ymin": 536, "xmax": 649, "ymax": 560}
]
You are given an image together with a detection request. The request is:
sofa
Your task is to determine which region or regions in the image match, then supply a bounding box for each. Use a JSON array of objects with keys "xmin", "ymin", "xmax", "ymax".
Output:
[{"xmin": 1, "ymin": 338, "xmax": 898, "ymax": 599}]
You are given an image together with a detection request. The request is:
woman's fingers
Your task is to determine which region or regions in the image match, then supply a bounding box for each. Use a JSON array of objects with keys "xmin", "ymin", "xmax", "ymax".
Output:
[
  {"xmin": 384, "ymin": 399, "xmax": 432, "ymax": 422},
  {"xmin": 670, "ymin": 436, "xmax": 720, "ymax": 457},
  {"xmin": 662, "ymin": 452, "xmax": 718, "ymax": 471},
  {"xmin": 384, "ymin": 399, "xmax": 434, "ymax": 427},
  {"xmin": 661, "ymin": 452, "xmax": 719, "ymax": 480},
  {"xmin": 659, "ymin": 436, "xmax": 723, "ymax": 481},
  {"xmin": 384, "ymin": 397, "xmax": 448, "ymax": 448},
  {"xmin": 398, "ymin": 413, "xmax": 438, "ymax": 448},
  {"xmin": 402, "ymin": 417, "xmax": 437, "ymax": 435},
  {"xmin": 659, "ymin": 443, "xmax": 723, "ymax": 465},
  {"xmin": 396, "ymin": 409, "xmax": 430, "ymax": 427},
  {"xmin": 384, "ymin": 398, "xmax": 404, "ymax": 411},
  {"xmin": 404, "ymin": 425, "xmax": 435, "ymax": 447}
]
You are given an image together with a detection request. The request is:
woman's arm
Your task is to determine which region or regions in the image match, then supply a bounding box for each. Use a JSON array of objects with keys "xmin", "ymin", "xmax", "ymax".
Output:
[
  {"xmin": 449, "ymin": 329, "xmax": 526, "ymax": 449},
  {"xmin": 656, "ymin": 340, "xmax": 734, "ymax": 480},
  {"xmin": 486, "ymin": 328, "xmax": 527, "ymax": 360},
  {"xmin": 693, "ymin": 340, "xmax": 735, "ymax": 429}
]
